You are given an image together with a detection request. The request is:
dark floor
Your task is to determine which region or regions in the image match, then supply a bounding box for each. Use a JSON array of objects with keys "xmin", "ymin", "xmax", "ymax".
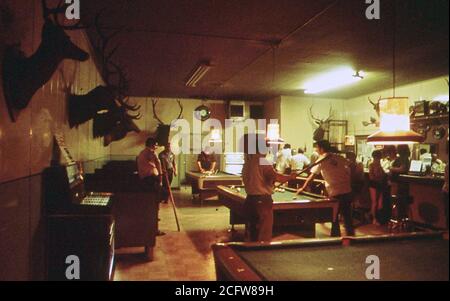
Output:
[{"xmin": 113, "ymin": 185, "xmax": 389, "ymax": 281}]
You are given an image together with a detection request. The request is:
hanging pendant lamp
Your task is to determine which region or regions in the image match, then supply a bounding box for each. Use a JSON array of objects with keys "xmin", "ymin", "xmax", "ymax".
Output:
[{"xmin": 367, "ymin": 1, "xmax": 424, "ymax": 145}]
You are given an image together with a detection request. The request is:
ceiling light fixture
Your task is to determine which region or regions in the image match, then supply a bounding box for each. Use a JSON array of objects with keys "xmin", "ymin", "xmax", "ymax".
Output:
[
  {"xmin": 208, "ymin": 129, "xmax": 222, "ymax": 143},
  {"xmin": 367, "ymin": 2, "xmax": 423, "ymax": 145},
  {"xmin": 266, "ymin": 123, "xmax": 284, "ymax": 145},
  {"xmin": 303, "ymin": 67, "xmax": 364, "ymax": 94},
  {"xmin": 185, "ymin": 62, "xmax": 213, "ymax": 87},
  {"xmin": 367, "ymin": 97, "xmax": 424, "ymax": 145}
]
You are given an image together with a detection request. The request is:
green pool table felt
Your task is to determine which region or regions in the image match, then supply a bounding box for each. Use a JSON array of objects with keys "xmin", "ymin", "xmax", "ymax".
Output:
[{"xmin": 236, "ymin": 239, "xmax": 449, "ymax": 281}]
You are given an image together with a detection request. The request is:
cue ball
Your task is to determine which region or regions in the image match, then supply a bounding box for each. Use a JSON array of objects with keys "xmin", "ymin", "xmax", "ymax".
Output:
[{"xmin": 292, "ymin": 196, "xmax": 297, "ymax": 200}]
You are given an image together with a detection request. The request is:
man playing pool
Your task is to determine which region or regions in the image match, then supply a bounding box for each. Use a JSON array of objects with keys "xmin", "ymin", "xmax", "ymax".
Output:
[
  {"xmin": 197, "ymin": 146, "xmax": 217, "ymax": 174},
  {"xmin": 296, "ymin": 140, "xmax": 355, "ymax": 236},
  {"xmin": 242, "ymin": 134, "xmax": 297, "ymax": 242}
]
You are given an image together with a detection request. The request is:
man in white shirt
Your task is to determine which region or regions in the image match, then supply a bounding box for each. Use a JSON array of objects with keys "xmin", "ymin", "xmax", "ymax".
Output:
[
  {"xmin": 296, "ymin": 140, "xmax": 354, "ymax": 236},
  {"xmin": 275, "ymin": 144, "xmax": 292, "ymax": 174},
  {"xmin": 290, "ymin": 148, "xmax": 311, "ymax": 171},
  {"xmin": 242, "ymin": 135, "xmax": 296, "ymax": 242}
]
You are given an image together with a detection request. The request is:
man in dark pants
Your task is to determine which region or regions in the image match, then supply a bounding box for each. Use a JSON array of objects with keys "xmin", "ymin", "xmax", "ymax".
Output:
[
  {"xmin": 242, "ymin": 134, "xmax": 296, "ymax": 242},
  {"xmin": 297, "ymin": 140, "xmax": 355, "ymax": 236},
  {"xmin": 158, "ymin": 142, "xmax": 177, "ymax": 203},
  {"xmin": 137, "ymin": 137, "xmax": 165, "ymax": 236}
]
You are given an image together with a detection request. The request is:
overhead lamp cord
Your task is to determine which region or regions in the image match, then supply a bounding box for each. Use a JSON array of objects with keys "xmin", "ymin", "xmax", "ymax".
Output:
[{"xmin": 392, "ymin": 0, "xmax": 397, "ymax": 97}]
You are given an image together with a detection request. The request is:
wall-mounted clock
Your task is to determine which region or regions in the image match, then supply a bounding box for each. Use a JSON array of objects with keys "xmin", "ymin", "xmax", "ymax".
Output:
[{"xmin": 194, "ymin": 105, "xmax": 211, "ymax": 121}]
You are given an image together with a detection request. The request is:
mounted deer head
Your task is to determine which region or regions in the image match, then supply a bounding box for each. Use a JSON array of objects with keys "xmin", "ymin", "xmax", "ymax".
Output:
[
  {"xmin": 92, "ymin": 63, "xmax": 141, "ymax": 146},
  {"xmin": 362, "ymin": 96, "xmax": 381, "ymax": 127},
  {"xmin": 66, "ymin": 11, "xmax": 141, "ymax": 145},
  {"xmin": 60, "ymin": 67, "xmax": 117, "ymax": 128},
  {"xmin": 151, "ymin": 99, "xmax": 183, "ymax": 145},
  {"xmin": 309, "ymin": 105, "xmax": 332, "ymax": 142},
  {"xmin": 2, "ymin": 0, "xmax": 89, "ymax": 122}
]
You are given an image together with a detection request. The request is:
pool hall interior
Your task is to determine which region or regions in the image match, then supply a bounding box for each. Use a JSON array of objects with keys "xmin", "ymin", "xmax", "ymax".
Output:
[{"xmin": 0, "ymin": 0, "xmax": 448, "ymax": 281}]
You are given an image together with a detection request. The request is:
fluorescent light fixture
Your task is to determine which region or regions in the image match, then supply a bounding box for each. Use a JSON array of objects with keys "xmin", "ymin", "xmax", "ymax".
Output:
[
  {"xmin": 303, "ymin": 67, "xmax": 364, "ymax": 94},
  {"xmin": 185, "ymin": 62, "xmax": 213, "ymax": 87}
]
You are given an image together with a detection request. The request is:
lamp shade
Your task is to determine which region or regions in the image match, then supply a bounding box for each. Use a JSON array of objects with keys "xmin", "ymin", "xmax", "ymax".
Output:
[
  {"xmin": 367, "ymin": 97, "xmax": 424, "ymax": 145},
  {"xmin": 208, "ymin": 128, "xmax": 222, "ymax": 143},
  {"xmin": 266, "ymin": 123, "xmax": 284, "ymax": 145}
]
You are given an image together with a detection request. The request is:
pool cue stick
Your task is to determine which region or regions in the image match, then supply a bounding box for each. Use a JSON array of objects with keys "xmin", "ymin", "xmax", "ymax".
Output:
[
  {"xmin": 274, "ymin": 154, "xmax": 332, "ymax": 189},
  {"xmin": 162, "ymin": 161, "xmax": 181, "ymax": 232}
]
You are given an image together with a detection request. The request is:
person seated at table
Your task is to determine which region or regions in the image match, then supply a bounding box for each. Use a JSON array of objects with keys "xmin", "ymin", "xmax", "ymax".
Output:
[
  {"xmin": 290, "ymin": 148, "xmax": 311, "ymax": 172},
  {"xmin": 242, "ymin": 134, "xmax": 296, "ymax": 242},
  {"xmin": 296, "ymin": 140, "xmax": 355, "ymax": 236},
  {"xmin": 368, "ymin": 150, "xmax": 386, "ymax": 225},
  {"xmin": 197, "ymin": 147, "xmax": 216, "ymax": 174}
]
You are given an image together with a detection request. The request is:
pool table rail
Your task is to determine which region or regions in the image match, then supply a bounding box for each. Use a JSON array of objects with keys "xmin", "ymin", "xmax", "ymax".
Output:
[
  {"xmin": 217, "ymin": 185, "xmax": 340, "ymax": 237},
  {"xmin": 186, "ymin": 171, "xmax": 243, "ymax": 202},
  {"xmin": 212, "ymin": 231, "xmax": 449, "ymax": 281}
]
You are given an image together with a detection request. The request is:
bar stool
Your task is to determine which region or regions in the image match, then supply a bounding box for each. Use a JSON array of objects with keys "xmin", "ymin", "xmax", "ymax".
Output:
[{"xmin": 388, "ymin": 194, "xmax": 414, "ymax": 233}]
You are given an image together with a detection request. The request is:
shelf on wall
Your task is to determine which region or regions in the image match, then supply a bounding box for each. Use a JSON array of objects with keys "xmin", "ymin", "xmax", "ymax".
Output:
[{"xmin": 411, "ymin": 113, "xmax": 449, "ymax": 123}]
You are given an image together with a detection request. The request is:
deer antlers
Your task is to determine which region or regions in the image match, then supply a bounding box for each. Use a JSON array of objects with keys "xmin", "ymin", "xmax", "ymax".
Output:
[
  {"xmin": 93, "ymin": 11, "xmax": 140, "ymax": 121},
  {"xmin": 309, "ymin": 105, "xmax": 333, "ymax": 125},
  {"xmin": 152, "ymin": 99, "xmax": 184, "ymax": 125},
  {"xmin": 368, "ymin": 96, "xmax": 381, "ymax": 116}
]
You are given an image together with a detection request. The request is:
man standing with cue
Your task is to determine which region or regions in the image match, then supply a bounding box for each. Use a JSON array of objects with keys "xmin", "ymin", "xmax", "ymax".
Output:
[
  {"xmin": 159, "ymin": 142, "xmax": 177, "ymax": 204},
  {"xmin": 242, "ymin": 134, "xmax": 297, "ymax": 242},
  {"xmin": 296, "ymin": 140, "xmax": 355, "ymax": 236}
]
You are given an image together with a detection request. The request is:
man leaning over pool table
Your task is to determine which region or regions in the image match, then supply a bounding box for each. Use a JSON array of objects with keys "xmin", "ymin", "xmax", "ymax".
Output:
[
  {"xmin": 242, "ymin": 134, "xmax": 297, "ymax": 242},
  {"xmin": 197, "ymin": 146, "xmax": 217, "ymax": 174},
  {"xmin": 296, "ymin": 140, "xmax": 355, "ymax": 236}
]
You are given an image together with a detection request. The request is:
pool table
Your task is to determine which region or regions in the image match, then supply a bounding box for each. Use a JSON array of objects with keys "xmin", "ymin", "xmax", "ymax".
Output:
[
  {"xmin": 217, "ymin": 185, "xmax": 339, "ymax": 237},
  {"xmin": 186, "ymin": 171, "xmax": 243, "ymax": 202},
  {"xmin": 212, "ymin": 232, "xmax": 449, "ymax": 281}
]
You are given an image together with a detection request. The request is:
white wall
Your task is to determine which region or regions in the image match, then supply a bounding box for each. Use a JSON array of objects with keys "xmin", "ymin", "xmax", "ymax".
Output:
[
  {"xmin": 280, "ymin": 95, "xmax": 345, "ymax": 154},
  {"xmin": 345, "ymin": 76, "xmax": 449, "ymax": 136}
]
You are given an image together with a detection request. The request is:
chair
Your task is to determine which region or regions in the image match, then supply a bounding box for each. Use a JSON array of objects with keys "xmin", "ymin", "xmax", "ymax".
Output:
[{"xmin": 388, "ymin": 194, "xmax": 414, "ymax": 233}]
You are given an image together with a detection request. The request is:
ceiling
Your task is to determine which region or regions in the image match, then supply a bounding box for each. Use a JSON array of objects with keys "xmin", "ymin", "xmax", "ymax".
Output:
[{"xmin": 81, "ymin": 0, "xmax": 449, "ymax": 100}]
